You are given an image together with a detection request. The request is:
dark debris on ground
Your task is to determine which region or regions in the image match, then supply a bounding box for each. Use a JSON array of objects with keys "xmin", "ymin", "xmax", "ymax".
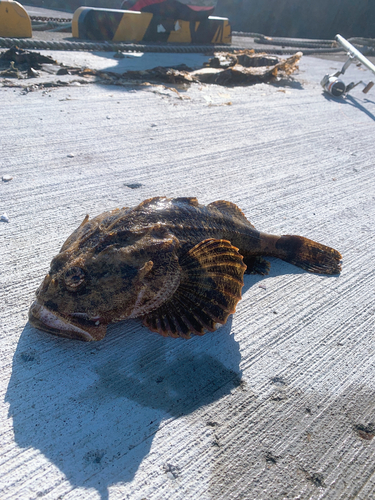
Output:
[{"xmin": 0, "ymin": 46, "xmax": 302, "ymax": 89}]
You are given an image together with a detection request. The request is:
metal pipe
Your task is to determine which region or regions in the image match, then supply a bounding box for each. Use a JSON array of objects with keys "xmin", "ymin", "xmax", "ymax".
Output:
[{"xmin": 335, "ymin": 34, "xmax": 375, "ymax": 75}]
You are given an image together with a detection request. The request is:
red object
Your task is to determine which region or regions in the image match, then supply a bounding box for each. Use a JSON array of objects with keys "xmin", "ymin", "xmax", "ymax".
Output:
[
  {"xmin": 122, "ymin": 0, "xmax": 215, "ymax": 19},
  {"xmin": 187, "ymin": 5, "xmax": 213, "ymax": 11},
  {"xmin": 129, "ymin": 0, "xmax": 165, "ymax": 10}
]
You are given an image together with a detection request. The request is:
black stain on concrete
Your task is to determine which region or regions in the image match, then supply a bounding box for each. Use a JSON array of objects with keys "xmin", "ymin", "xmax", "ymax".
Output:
[
  {"xmin": 265, "ymin": 451, "xmax": 279, "ymax": 465},
  {"xmin": 304, "ymin": 470, "xmax": 326, "ymax": 488},
  {"xmin": 124, "ymin": 183, "xmax": 143, "ymax": 189},
  {"xmin": 354, "ymin": 423, "xmax": 375, "ymax": 441}
]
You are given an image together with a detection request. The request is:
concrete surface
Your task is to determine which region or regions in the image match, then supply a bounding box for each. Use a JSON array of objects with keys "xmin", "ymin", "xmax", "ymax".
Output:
[
  {"xmin": 1, "ymin": 53, "xmax": 375, "ymax": 500},
  {"xmin": 23, "ymin": 5, "xmax": 73, "ymax": 18}
]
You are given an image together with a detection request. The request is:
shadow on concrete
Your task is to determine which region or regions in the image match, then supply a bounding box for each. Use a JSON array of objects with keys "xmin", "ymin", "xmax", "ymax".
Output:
[
  {"xmin": 344, "ymin": 95, "xmax": 375, "ymax": 122},
  {"xmin": 5, "ymin": 259, "xmax": 336, "ymax": 499},
  {"xmin": 270, "ymin": 78, "xmax": 304, "ymax": 91},
  {"xmin": 5, "ymin": 312, "xmax": 243, "ymax": 499},
  {"xmin": 322, "ymin": 92, "xmax": 375, "ymax": 122}
]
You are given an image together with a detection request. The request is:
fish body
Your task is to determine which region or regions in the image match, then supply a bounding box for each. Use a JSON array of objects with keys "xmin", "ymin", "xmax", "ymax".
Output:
[{"xmin": 29, "ymin": 197, "xmax": 342, "ymax": 341}]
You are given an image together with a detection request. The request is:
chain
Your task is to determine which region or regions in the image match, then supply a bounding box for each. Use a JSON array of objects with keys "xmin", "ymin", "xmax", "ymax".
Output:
[{"xmin": 30, "ymin": 16, "xmax": 72, "ymax": 23}]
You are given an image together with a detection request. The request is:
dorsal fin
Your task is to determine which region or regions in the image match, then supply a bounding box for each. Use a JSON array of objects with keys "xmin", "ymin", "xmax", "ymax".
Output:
[
  {"xmin": 60, "ymin": 214, "xmax": 93, "ymax": 252},
  {"xmin": 137, "ymin": 197, "xmax": 200, "ymax": 210},
  {"xmin": 207, "ymin": 200, "xmax": 255, "ymax": 228},
  {"xmin": 142, "ymin": 238, "xmax": 247, "ymax": 338},
  {"xmin": 173, "ymin": 197, "xmax": 199, "ymax": 207},
  {"xmin": 137, "ymin": 197, "xmax": 167, "ymax": 209},
  {"xmin": 80, "ymin": 214, "xmax": 90, "ymax": 227}
]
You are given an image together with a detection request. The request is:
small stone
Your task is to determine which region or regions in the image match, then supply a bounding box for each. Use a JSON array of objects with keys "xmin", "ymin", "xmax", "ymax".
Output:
[
  {"xmin": 164, "ymin": 462, "xmax": 179, "ymax": 479},
  {"xmin": 67, "ymin": 153, "xmax": 75, "ymax": 158},
  {"xmin": 0, "ymin": 213, "xmax": 9, "ymax": 223},
  {"xmin": 206, "ymin": 421, "xmax": 218, "ymax": 427},
  {"xmin": 106, "ymin": 116, "xmax": 111, "ymax": 119},
  {"xmin": 2, "ymin": 175, "xmax": 13, "ymax": 182},
  {"xmin": 355, "ymin": 424, "xmax": 375, "ymax": 441}
]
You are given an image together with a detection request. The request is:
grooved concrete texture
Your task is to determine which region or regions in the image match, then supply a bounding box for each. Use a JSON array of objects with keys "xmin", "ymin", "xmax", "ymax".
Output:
[{"xmin": 1, "ymin": 55, "xmax": 375, "ymax": 500}]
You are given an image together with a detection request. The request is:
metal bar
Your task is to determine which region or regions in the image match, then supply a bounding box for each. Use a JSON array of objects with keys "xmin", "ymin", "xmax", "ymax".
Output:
[{"xmin": 335, "ymin": 34, "xmax": 375, "ymax": 75}]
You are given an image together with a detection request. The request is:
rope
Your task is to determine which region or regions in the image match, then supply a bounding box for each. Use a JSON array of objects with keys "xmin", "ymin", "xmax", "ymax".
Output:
[
  {"xmin": 231, "ymin": 31, "xmax": 265, "ymax": 38},
  {"xmin": 0, "ymin": 16, "xmax": 354, "ymax": 55},
  {"xmin": 253, "ymin": 35, "xmax": 335, "ymax": 49},
  {"xmin": 28, "ymin": 20, "xmax": 374, "ymax": 50},
  {"xmin": 0, "ymin": 37, "xmax": 346, "ymax": 55},
  {"xmin": 8, "ymin": 16, "xmax": 374, "ymax": 53},
  {"xmin": 234, "ymin": 32, "xmax": 375, "ymax": 52}
]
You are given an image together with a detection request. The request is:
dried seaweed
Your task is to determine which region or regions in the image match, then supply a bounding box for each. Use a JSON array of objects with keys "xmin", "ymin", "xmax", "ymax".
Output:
[
  {"xmin": 192, "ymin": 50, "xmax": 303, "ymax": 85},
  {"xmin": 116, "ymin": 51, "xmax": 302, "ymax": 87},
  {"xmin": 0, "ymin": 46, "xmax": 302, "ymax": 89}
]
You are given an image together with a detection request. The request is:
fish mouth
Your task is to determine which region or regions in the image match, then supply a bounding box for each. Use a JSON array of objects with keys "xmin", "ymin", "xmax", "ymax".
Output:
[{"xmin": 28, "ymin": 301, "xmax": 107, "ymax": 342}]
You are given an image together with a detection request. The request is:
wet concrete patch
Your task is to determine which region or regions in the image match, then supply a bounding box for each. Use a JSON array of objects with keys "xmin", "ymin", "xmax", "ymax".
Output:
[{"xmin": 208, "ymin": 383, "xmax": 375, "ymax": 499}]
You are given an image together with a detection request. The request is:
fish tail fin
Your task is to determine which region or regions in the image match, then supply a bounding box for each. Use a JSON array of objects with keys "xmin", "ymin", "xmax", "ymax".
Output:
[{"xmin": 275, "ymin": 235, "xmax": 342, "ymax": 275}]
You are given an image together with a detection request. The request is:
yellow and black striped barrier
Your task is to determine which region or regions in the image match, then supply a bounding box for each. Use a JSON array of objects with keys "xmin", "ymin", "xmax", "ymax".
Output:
[
  {"xmin": 72, "ymin": 7, "xmax": 231, "ymax": 44},
  {"xmin": 0, "ymin": 0, "xmax": 32, "ymax": 38}
]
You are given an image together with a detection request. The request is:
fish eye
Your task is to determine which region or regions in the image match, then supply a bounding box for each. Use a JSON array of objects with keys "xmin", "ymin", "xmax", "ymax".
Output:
[{"xmin": 64, "ymin": 266, "xmax": 86, "ymax": 291}]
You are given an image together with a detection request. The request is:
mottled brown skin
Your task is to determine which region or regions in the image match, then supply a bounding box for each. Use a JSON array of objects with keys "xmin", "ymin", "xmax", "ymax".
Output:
[{"xmin": 29, "ymin": 197, "xmax": 342, "ymax": 341}]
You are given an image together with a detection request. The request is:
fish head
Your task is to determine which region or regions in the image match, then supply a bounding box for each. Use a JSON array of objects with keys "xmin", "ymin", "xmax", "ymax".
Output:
[{"xmin": 29, "ymin": 215, "xmax": 181, "ymax": 341}]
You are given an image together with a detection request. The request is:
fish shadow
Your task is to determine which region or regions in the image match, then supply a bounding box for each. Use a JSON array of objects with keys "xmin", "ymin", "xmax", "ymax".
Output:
[
  {"xmin": 245, "ymin": 257, "xmax": 340, "ymax": 284},
  {"xmin": 5, "ymin": 316, "xmax": 242, "ymax": 499},
  {"xmin": 243, "ymin": 257, "xmax": 304, "ymax": 286},
  {"xmin": 270, "ymin": 78, "xmax": 304, "ymax": 90},
  {"xmin": 5, "ymin": 258, "xmax": 337, "ymax": 498}
]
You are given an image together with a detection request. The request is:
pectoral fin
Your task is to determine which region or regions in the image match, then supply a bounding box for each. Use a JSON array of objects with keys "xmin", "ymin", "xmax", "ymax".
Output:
[
  {"xmin": 142, "ymin": 239, "xmax": 247, "ymax": 338},
  {"xmin": 128, "ymin": 233, "xmax": 182, "ymax": 318}
]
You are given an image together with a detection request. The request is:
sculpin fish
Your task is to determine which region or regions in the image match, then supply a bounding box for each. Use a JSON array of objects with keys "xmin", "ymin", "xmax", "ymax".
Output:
[{"xmin": 29, "ymin": 197, "xmax": 342, "ymax": 341}]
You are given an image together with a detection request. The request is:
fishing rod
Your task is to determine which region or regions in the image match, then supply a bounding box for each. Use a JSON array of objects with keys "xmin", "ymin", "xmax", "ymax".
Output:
[{"xmin": 321, "ymin": 34, "xmax": 375, "ymax": 96}]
